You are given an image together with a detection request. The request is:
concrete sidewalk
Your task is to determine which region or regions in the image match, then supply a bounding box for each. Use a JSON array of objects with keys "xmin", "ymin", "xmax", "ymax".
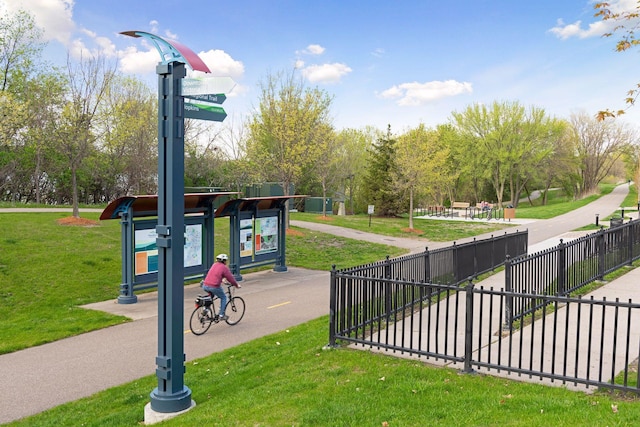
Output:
[{"xmin": 0, "ymin": 183, "xmax": 634, "ymax": 423}]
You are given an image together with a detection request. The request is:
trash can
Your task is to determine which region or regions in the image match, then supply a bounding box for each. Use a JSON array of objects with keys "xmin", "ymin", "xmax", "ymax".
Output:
[
  {"xmin": 504, "ymin": 207, "xmax": 516, "ymax": 220},
  {"xmin": 610, "ymin": 217, "xmax": 623, "ymax": 228}
]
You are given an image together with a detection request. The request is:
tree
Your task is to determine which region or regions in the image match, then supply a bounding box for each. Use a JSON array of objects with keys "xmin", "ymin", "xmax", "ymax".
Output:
[
  {"xmin": 334, "ymin": 127, "xmax": 374, "ymax": 214},
  {"xmin": 452, "ymin": 101, "xmax": 558, "ymax": 208},
  {"xmin": 535, "ymin": 120, "xmax": 581, "ymax": 204},
  {"xmin": 246, "ymin": 70, "xmax": 334, "ymax": 226},
  {"xmin": 395, "ymin": 124, "xmax": 449, "ymax": 229},
  {"xmin": 54, "ymin": 53, "xmax": 116, "ymax": 216},
  {"xmin": 22, "ymin": 72, "xmax": 67, "ymax": 203},
  {"xmin": 570, "ymin": 111, "xmax": 635, "ymax": 196},
  {"xmin": 505, "ymin": 109, "xmax": 561, "ymax": 208},
  {"xmin": 362, "ymin": 125, "xmax": 403, "ymax": 216},
  {"xmin": 312, "ymin": 123, "xmax": 338, "ymax": 217},
  {"xmin": 100, "ymin": 75, "xmax": 157, "ymax": 198},
  {"xmin": 0, "ymin": 10, "xmax": 44, "ymax": 93},
  {"xmin": 433, "ymin": 124, "xmax": 465, "ymax": 204},
  {"xmin": 0, "ymin": 9, "xmax": 69, "ymax": 204}
]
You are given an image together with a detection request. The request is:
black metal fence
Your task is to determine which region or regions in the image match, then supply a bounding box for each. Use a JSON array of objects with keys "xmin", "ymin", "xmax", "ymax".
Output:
[
  {"xmin": 337, "ymin": 230, "xmax": 528, "ymax": 287},
  {"xmin": 329, "ymin": 221, "xmax": 640, "ymax": 393},
  {"xmin": 415, "ymin": 206, "xmax": 505, "ymax": 221},
  {"xmin": 329, "ymin": 277, "xmax": 640, "ymax": 393},
  {"xmin": 506, "ymin": 220, "xmax": 640, "ymax": 324}
]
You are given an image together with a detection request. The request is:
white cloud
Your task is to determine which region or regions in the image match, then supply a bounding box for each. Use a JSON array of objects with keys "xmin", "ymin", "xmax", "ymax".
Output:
[
  {"xmin": 549, "ymin": 0, "xmax": 640, "ymax": 40},
  {"xmin": 379, "ymin": 80, "xmax": 473, "ymax": 106},
  {"xmin": 548, "ymin": 18, "xmax": 609, "ymax": 40},
  {"xmin": 196, "ymin": 49, "xmax": 244, "ymax": 79},
  {"xmin": 297, "ymin": 44, "xmax": 325, "ymax": 55},
  {"xmin": 165, "ymin": 29, "xmax": 178, "ymax": 40},
  {"xmin": 371, "ymin": 48, "xmax": 385, "ymax": 58},
  {"xmin": 300, "ymin": 63, "xmax": 352, "ymax": 84},
  {"xmin": 118, "ymin": 45, "xmax": 160, "ymax": 74},
  {"xmin": 1, "ymin": 0, "xmax": 75, "ymax": 44}
]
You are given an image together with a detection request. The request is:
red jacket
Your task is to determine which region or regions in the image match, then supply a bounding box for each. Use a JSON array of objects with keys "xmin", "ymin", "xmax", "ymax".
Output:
[{"xmin": 203, "ymin": 261, "xmax": 238, "ymax": 287}]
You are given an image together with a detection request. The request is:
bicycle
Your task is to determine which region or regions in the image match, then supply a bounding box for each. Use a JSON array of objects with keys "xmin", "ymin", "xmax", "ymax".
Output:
[{"xmin": 189, "ymin": 282, "xmax": 246, "ymax": 335}]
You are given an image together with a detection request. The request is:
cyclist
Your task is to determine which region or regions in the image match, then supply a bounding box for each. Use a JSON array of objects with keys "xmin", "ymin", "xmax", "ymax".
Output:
[{"xmin": 202, "ymin": 253, "xmax": 241, "ymax": 320}]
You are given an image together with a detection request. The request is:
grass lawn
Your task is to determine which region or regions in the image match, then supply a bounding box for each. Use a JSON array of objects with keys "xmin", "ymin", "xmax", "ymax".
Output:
[
  {"xmin": 514, "ymin": 184, "xmax": 617, "ymax": 219},
  {"xmin": 291, "ymin": 212, "xmax": 511, "ymax": 241},
  {"xmin": 7, "ymin": 317, "xmax": 640, "ymax": 427}
]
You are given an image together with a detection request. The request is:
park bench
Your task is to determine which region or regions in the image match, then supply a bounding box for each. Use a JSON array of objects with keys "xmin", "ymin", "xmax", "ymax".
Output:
[{"xmin": 450, "ymin": 201, "xmax": 471, "ymax": 218}]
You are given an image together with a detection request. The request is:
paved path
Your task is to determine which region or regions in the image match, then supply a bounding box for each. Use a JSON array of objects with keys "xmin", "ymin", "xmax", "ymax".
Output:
[{"xmin": 0, "ymin": 184, "xmax": 634, "ymax": 423}]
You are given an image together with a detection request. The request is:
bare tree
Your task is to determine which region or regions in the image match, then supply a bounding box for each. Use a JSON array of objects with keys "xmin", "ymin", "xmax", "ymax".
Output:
[
  {"xmin": 55, "ymin": 53, "xmax": 116, "ymax": 216},
  {"xmin": 570, "ymin": 111, "xmax": 635, "ymax": 196}
]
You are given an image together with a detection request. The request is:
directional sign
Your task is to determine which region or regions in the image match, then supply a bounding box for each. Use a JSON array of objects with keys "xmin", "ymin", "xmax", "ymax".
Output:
[
  {"xmin": 185, "ymin": 93, "xmax": 226, "ymax": 104},
  {"xmin": 184, "ymin": 101, "xmax": 227, "ymax": 122},
  {"xmin": 181, "ymin": 77, "xmax": 236, "ymax": 96}
]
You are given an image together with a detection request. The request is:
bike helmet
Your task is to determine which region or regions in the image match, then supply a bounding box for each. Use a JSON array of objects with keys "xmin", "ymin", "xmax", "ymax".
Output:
[{"xmin": 216, "ymin": 253, "xmax": 229, "ymax": 262}]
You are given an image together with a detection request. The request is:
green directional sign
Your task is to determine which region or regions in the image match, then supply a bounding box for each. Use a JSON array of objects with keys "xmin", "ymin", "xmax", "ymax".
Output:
[
  {"xmin": 184, "ymin": 102, "xmax": 227, "ymax": 122},
  {"xmin": 185, "ymin": 93, "xmax": 226, "ymax": 104}
]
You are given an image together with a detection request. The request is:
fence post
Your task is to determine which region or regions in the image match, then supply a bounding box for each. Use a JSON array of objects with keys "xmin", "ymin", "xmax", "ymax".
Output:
[
  {"xmin": 597, "ymin": 230, "xmax": 605, "ymax": 280},
  {"xmin": 424, "ymin": 247, "xmax": 430, "ymax": 283},
  {"xmin": 504, "ymin": 255, "xmax": 513, "ymax": 329},
  {"xmin": 473, "ymin": 238, "xmax": 478, "ymax": 277},
  {"xmin": 453, "ymin": 241, "xmax": 458, "ymax": 284},
  {"xmin": 463, "ymin": 279, "xmax": 475, "ymax": 373},
  {"xmin": 624, "ymin": 221, "xmax": 633, "ymax": 265},
  {"xmin": 557, "ymin": 239, "xmax": 566, "ymax": 296},
  {"xmin": 490, "ymin": 234, "xmax": 495, "ymax": 271},
  {"xmin": 384, "ymin": 256, "xmax": 392, "ymax": 320},
  {"xmin": 328, "ymin": 265, "xmax": 338, "ymax": 347}
]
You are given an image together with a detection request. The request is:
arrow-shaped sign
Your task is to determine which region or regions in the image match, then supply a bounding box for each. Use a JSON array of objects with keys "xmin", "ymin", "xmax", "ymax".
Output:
[
  {"xmin": 184, "ymin": 102, "xmax": 227, "ymax": 122},
  {"xmin": 181, "ymin": 77, "xmax": 236, "ymax": 96},
  {"xmin": 185, "ymin": 93, "xmax": 227, "ymax": 104}
]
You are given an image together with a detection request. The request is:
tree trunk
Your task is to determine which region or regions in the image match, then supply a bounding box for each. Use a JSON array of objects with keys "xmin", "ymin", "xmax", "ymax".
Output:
[
  {"xmin": 34, "ymin": 150, "xmax": 41, "ymax": 204},
  {"xmin": 72, "ymin": 164, "xmax": 79, "ymax": 218},
  {"xmin": 409, "ymin": 187, "xmax": 414, "ymax": 230},
  {"xmin": 321, "ymin": 179, "xmax": 327, "ymax": 217}
]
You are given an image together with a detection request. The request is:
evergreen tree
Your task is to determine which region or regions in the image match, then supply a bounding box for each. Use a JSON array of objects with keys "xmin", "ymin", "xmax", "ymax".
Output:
[{"xmin": 362, "ymin": 125, "xmax": 403, "ymax": 216}]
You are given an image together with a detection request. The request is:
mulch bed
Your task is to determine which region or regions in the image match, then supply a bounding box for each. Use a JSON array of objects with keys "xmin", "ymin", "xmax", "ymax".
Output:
[{"xmin": 56, "ymin": 216, "xmax": 100, "ymax": 227}]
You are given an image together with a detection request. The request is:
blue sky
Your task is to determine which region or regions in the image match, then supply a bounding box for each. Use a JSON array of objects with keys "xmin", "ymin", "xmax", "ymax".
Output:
[{"xmin": 4, "ymin": 0, "xmax": 640, "ymax": 132}]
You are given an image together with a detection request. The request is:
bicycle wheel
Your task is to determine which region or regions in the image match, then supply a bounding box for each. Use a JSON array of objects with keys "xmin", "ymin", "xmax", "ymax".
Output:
[
  {"xmin": 190, "ymin": 305, "xmax": 213, "ymax": 335},
  {"xmin": 224, "ymin": 296, "xmax": 245, "ymax": 325}
]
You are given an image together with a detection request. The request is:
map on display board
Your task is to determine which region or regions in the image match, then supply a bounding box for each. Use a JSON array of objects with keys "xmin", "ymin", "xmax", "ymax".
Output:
[
  {"xmin": 256, "ymin": 216, "xmax": 278, "ymax": 254},
  {"xmin": 134, "ymin": 224, "xmax": 203, "ymax": 275}
]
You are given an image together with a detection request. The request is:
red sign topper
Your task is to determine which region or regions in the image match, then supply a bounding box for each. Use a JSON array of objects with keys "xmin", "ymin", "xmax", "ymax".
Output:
[{"xmin": 120, "ymin": 31, "xmax": 210, "ymax": 73}]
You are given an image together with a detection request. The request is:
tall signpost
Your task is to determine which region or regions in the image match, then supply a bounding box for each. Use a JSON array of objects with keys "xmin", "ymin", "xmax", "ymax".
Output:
[{"xmin": 121, "ymin": 31, "xmax": 233, "ymax": 423}]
